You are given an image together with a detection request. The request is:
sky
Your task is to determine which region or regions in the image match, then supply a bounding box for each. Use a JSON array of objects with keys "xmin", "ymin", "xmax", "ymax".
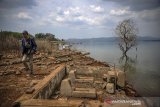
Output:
[{"xmin": 0, "ymin": 0, "xmax": 160, "ymax": 39}]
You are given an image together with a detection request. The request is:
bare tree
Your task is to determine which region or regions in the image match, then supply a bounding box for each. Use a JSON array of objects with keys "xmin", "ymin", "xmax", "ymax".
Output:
[{"xmin": 115, "ymin": 19, "xmax": 138, "ymax": 56}]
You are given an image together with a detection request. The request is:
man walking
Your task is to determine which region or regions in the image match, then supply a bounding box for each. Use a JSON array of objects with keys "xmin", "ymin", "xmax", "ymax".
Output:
[{"xmin": 21, "ymin": 30, "xmax": 37, "ymax": 74}]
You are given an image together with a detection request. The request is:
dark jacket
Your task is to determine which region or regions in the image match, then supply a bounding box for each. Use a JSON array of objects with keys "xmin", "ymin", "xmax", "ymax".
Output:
[{"xmin": 21, "ymin": 37, "xmax": 37, "ymax": 55}]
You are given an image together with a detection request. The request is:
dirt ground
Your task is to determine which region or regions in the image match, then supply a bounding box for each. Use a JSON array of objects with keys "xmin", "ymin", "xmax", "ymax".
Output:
[{"xmin": 0, "ymin": 49, "xmax": 110, "ymax": 107}]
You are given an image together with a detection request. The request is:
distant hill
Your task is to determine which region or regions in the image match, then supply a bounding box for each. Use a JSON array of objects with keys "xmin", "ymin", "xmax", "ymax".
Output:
[
  {"xmin": 0, "ymin": 31, "xmax": 23, "ymax": 39},
  {"xmin": 66, "ymin": 36, "xmax": 160, "ymax": 44}
]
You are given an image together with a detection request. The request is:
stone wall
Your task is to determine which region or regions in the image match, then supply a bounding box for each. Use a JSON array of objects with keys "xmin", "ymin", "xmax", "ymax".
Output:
[
  {"xmin": 13, "ymin": 64, "xmax": 66, "ymax": 107},
  {"xmin": 33, "ymin": 64, "xmax": 66, "ymax": 99}
]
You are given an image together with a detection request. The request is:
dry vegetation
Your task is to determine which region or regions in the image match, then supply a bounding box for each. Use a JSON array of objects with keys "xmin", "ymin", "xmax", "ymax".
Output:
[
  {"xmin": 36, "ymin": 39, "xmax": 53, "ymax": 54},
  {"xmin": 0, "ymin": 35, "xmax": 21, "ymax": 56},
  {"xmin": 0, "ymin": 35, "xmax": 56, "ymax": 58}
]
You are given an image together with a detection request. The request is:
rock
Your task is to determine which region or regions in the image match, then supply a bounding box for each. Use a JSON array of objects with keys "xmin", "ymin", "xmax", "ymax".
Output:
[
  {"xmin": 107, "ymin": 71, "xmax": 117, "ymax": 87},
  {"xmin": 26, "ymin": 74, "xmax": 30, "ymax": 77},
  {"xmin": 12, "ymin": 60, "xmax": 21, "ymax": 64},
  {"xmin": 60, "ymin": 79, "xmax": 72, "ymax": 97},
  {"xmin": 55, "ymin": 91, "xmax": 60, "ymax": 95},
  {"xmin": 36, "ymin": 62, "xmax": 42, "ymax": 66},
  {"xmin": 120, "ymin": 90, "xmax": 126, "ymax": 95},
  {"xmin": 10, "ymin": 70, "xmax": 16, "ymax": 74},
  {"xmin": 6, "ymin": 60, "xmax": 10, "ymax": 62},
  {"xmin": 117, "ymin": 70, "xmax": 125, "ymax": 87},
  {"xmin": 52, "ymin": 95, "xmax": 59, "ymax": 99},
  {"xmin": 125, "ymin": 84, "xmax": 133, "ymax": 89},
  {"xmin": 94, "ymin": 81, "xmax": 103, "ymax": 88},
  {"xmin": 16, "ymin": 71, "xmax": 21, "ymax": 75},
  {"xmin": 78, "ymin": 100, "xmax": 91, "ymax": 107},
  {"xmin": 108, "ymin": 70, "xmax": 116, "ymax": 76},
  {"xmin": 102, "ymin": 82, "xmax": 107, "ymax": 89},
  {"xmin": 97, "ymin": 91, "xmax": 103, "ymax": 96},
  {"xmin": 19, "ymin": 67, "xmax": 26, "ymax": 71},
  {"xmin": 125, "ymin": 88, "xmax": 136, "ymax": 97},
  {"xmin": 68, "ymin": 70, "xmax": 76, "ymax": 86},
  {"xmin": 30, "ymin": 80, "xmax": 39, "ymax": 87},
  {"xmin": 0, "ymin": 72, "xmax": 3, "ymax": 76},
  {"xmin": 40, "ymin": 65, "xmax": 47, "ymax": 68},
  {"xmin": 47, "ymin": 62, "xmax": 52, "ymax": 66},
  {"xmin": 72, "ymin": 88, "xmax": 96, "ymax": 98},
  {"xmin": 26, "ymin": 88, "xmax": 35, "ymax": 94},
  {"xmin": 0, "ymin": 63, "xmax": 8, "ymax": 66},
  {"xmin": 3, "ymin": 71, "xmax": 8, "ymax": 75},
  {"xmin": 103, "ymin": 74, "xmax": 109, "ymax": 82},
  {"xmin": 69, "ymin": 63, "xmax": 74, "ymax": 66},
  {"xmin": 106, "ymin": 83, "xmax": 115, "ymax": 94},
  {"xmin": 3, "ymin": 70, "xmax": 15, "ymax": 75}
]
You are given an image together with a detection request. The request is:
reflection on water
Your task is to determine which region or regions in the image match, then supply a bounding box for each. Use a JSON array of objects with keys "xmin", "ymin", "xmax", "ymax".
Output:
[
  {"xmin": 119, "ymin": 54, "xmax": 137, "ymax": 74},
  {"xmin": 72, "ymin": 41, "xmax": 160, "ymax": 97}
]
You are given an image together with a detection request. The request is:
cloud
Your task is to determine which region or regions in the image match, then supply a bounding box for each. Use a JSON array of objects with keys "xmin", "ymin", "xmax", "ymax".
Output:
[
  {"xmin": 135, "ymin": 7, "xmax": 160, "ymax": 22},
  {"xmin": 0, "ymin": 0, "xmax": 37, "ymax": 9},
  {"xmin": 76, "ymin": 15, "xmax": 101, "ymax": 25},
  {"xmin": 55, "ymin": 16, "xmax": 65, "ymax": 22},
  {"xmin": 46, "ymin": 6, "xmax": 107, "ymax": 26},
  {"xmin": 0, "ymin": 0, "xmax": 159, "ymax": 38},
  {"xmin": 90, "ymin": 5, "xmax": 104, "ymax": 13},
  {"xmin": 17, "ymin": 12, "xmax": 33, "ymax": 20},
  {"xmin": 103, "ymin": 0, "xmax": 160, "ymax": 11},
  {"xmin": 110, "ymin": 8, "xmax": 130, "ymax": 16}
]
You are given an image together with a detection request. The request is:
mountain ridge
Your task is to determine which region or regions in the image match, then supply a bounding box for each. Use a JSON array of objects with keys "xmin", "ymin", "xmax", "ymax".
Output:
[{"xmin": 66, "ymin": 36, "xmax": 160, "ymax": 43}]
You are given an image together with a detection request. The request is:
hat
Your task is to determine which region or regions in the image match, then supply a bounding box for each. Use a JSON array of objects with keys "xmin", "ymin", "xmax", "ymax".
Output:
[{"xmin": 22, "ymin": 30, "xmax": 28, "ymax": 35}]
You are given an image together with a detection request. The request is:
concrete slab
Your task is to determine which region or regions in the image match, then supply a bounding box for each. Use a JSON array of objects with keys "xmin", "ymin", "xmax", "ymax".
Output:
[
  {"xmin": 117, "ymin": 70, "xmax": 125, "ymax": 87},
  {"xmin": 78, "ymin": 76, "xmax": 94, "ymax": 79},
  {"xmin": 75, "ymin": 78, "xmax": 94, "ymax": 83},
  {"xmin": 60, "ymin": 79, "xmax": 72, "ymax": 97},
  {"xmin": 68, "ymin": 70, "xmax": 76, "ymax": 86},
  {"xmin": 72, "ymin": 88, "xmax": 96, "ymax": 98},
  {"xmin": 20, "ymin": 99, "xmax": 106, "ymax": 107}
]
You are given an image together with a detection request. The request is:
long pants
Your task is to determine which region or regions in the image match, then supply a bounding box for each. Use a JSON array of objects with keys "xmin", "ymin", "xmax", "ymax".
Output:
[{"xmin": 22, "ymin": 54, "xmax": 33, "ymax": 74}]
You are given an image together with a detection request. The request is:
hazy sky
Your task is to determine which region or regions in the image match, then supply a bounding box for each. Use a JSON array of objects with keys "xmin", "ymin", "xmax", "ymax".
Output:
[{"xmin": 0, "ymin": 0, "xmax": 160, "ymax": 39}]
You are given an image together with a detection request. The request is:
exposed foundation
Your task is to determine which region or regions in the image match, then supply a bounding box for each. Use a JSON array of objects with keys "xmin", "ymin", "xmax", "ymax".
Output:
[{"xmin": 13, "ymin": 64, "xmax": 146, "ymax": 107}]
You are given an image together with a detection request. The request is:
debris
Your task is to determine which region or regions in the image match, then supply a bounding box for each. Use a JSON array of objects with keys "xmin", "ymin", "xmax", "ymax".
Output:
[
  {"xmin": 51, "ymin": 95, "xmax": 59, "ymax": 99},
  {"xmin": 103, "ymin": 74, "xmax": 108, "ymax": 82},
  {"xmin": 102, "ymin": 82, "xmax": 107, "ymax": 89},
  {"xmin": 106, "ymin": 83, "xmax": 115, "ymax": 94},
  {"xmin": 16, "ymin": 71, "xmax": 21, "ymax": 75},
  {"xmin": 18, "ymin": 67, "xmax": 26, "ymax": 71},
  {"xmin": 30, "ymin": 80, "xmax": 39, "ymax": 87},
  {"xmin": 0, "ymin": 72, "xmax": 3, "ymax": 76},
  {"xmin": 26, "ymin": 88, "xmax": 35, "ymax": 94}
]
